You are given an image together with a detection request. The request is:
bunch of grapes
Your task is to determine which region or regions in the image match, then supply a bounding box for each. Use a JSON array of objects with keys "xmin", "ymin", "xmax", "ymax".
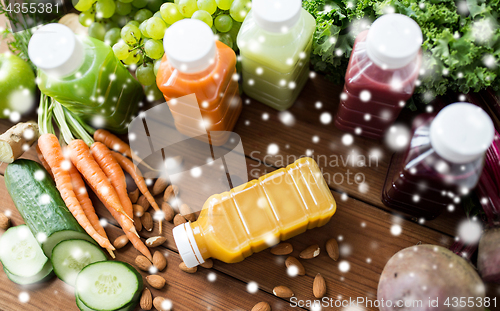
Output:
[{"xmin": 73, "ymin": 0, "xmax": 251, "ymax": 98}]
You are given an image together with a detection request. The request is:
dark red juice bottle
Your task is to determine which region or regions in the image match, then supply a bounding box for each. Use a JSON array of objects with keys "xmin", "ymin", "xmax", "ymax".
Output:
[
  {"xmin": 335, "ymin": 14, "xmax": 423, "ymax": 139},
  {"xmin": 382, "ymin": 103, "xmax": 495, "ymax": 219}
]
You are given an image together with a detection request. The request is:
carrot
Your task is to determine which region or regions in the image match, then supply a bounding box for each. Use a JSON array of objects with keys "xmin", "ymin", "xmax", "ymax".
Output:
[
  {"xmin": 67, "ymin": 139, "xmax": 132, "ymax": 223},
  {"xmin": 90, "ymin": 142, "xmax": 133, "ymax": 219},
  {"xmin": 112, "ymin": 151, "xmax": 163, "ymax": 233},
  {"xmin": 37, "ymin": 134, "xmax": 115, "ymax": 253},
  {"xmin": 94, "ymin": 129, "xmax": 155, "ymax": 171},
  {"xmin": 36, "ymin": 144, "xmax": 54, "ymax": 180}
]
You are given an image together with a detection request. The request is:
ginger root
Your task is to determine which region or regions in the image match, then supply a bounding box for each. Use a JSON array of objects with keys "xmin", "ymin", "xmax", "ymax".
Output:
[{"xmin": 0, "ymin": 121, "xmax": 39, "ymax": 163}]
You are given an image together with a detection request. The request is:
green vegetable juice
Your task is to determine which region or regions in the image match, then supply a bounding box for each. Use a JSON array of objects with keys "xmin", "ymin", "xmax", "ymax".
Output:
[
  {"xmin": 237, "ymin": 0, "xmax": 315, "ymax": 111},
  {"xmin": 29, "ymin": 24, "xmax": 142, "ymax": 133}
]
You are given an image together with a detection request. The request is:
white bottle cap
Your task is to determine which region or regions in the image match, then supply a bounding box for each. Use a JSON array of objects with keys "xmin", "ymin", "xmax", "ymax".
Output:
[
  {"xmin": 252, "ymin": 0, "xmax": 302, "ymax": 33},
  {"xmin": 163, "ymin": 19, "xmax": 216, "ymax": 74},
  {"xmin": 430, "ymin": 103, "xmax": 494, "ymax": 164},
  {"xmin": 366, "ymin": 14, "xmax": 423, "ymax": 69},
  {"xmin": 172, "ymin": 222, "xmax": 204, "ymax": 268},
  {"xmin": 28, "ymin": 23, "xmax": 84, "ymax": 77}
]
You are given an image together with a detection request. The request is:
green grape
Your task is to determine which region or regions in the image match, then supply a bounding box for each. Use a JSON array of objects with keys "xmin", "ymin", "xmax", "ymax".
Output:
[
  {"xmin": 139, "ymin": 20, "xmax": 150, "ymax": 38},
  {"xmin": 145, "ymin": 39, "xmax": 164, "ymax": 59},
  {"xmin": 228, "ymin": 20, "xmax": 241, "ymax": 39},
  {"xmin": 178, "ymin": 0, "xmax": 198, "ymax": 18},
  {"xmin": 144, "ymin": 83, "xmax": 163, "ymax": 101},
  {"xmin": 115, "ymin": 1, "xmax": 132, "ymax": 15},
  {"xmin": 104, "ymin": 27, "xmax": 121, "ymax": 46},
  {"xmin": 123, "ymin": 51, "xmax": 142, "ymax": 65},
  {"xmin": 104, "ymin": 21, "xmax": 119, "ymax": 31},
  {"xmin": 117, "ymin": 0, "xmax": 133, "ymax": 3},
  {"xmin": 215, "ymin": 0, "xmax": 232, "ymax": 10},
  {"xmin": 136, "ymin": 62, "xmax": 156, "ymax": 85},
  {"xmin": 132, "ymin": 0, "xmax": 148, "ymax": 8},
  {"xmin": 147, "ymin": 0, "xmax": 163, "ymax": 12},
  {"xmin": 121, "ymin": 24, "xmax": 141, "ymax": 45},
  {"xmin": 146, "ymin": 16, "xmax": 167, "ymax": 40},
  {"xmin": 214, "ymin": 14, "xmax": 232, "ymax": 32},
  {"xmin": 154, "ymin": 59, "xmax": 162, "ymax": 75},
  {"xmin": 196, "ymin": 0, "xmax": 217, "ymax": 15},
  {"xmin": 113, "ymin": 41, "xmax": 131, "ymax": 60},
  {"xmin": 134, "ymin": 9, "xmax": 153, "ymax": 23},
  {"xmin": 72, "ymin": 0, "xmax": 94, "ymax": 12},
  {"xmin": 95, "ymin": 0, "xmax": 116, "ymax": 18},
  {"xmin": 88, "ymin": 22, "xmax": 106, "ymax": 41},
  {"xmin": 127, "ymin": 20, "xmax": 140, "ymax": 27},
  {"xmin": 160, "ymin": 3, "xmax": 184, "ymax": 25},
  {"xmin": 153, "ymin": 11, "xmax": 163, "ymax": 20},
  {"xmin": 191, "ymin": 10, "xmax": 213, "ymax": 27},
  {"xmin": 79, "ymin": 10, "xmax": 95, "ymax": 27},
  {"xmin": 174, "ymin": 0, "xmax": 180, "ymax": 4},
  {"xmin": 229, "ymin": 0, "xmax": 250, "ymax": 23},
  {"xmin": 218, "ymin": 33, "xmax": 233, "ymax": 49},
  {"xmin": 111, "ymin": 14, "xmax": 129, "ymax": 27}
]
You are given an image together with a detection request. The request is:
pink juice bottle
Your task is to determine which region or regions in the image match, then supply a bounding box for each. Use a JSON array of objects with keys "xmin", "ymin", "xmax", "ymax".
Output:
[
  {"xmin": 335, "ymin": 14, "xmax": 423, "ymax": 139},
  {"xmin": 382, "ymin": 103, "xmax": 495, "ymax": 219}
]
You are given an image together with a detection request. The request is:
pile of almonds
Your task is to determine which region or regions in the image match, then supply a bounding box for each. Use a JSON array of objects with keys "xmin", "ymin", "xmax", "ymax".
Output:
[{"xmin": 252, "ymin": 238, "xmax": 340, "ymax": 310}]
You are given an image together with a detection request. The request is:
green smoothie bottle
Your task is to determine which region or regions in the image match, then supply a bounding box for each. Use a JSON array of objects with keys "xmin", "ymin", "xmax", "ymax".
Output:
[
  {"xmin": 237, "ymin": 0, "xmax": 315, "ymax": 111},
  {"xmin": 28, "ymin": 23, "xmax": 143, "ymax": 133}
]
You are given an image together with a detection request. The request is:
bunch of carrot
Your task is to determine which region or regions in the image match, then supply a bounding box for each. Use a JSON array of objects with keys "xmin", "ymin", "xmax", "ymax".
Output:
[{"xmin": 36, "ymin": 98, "xmax": 160, "ymax": 262}]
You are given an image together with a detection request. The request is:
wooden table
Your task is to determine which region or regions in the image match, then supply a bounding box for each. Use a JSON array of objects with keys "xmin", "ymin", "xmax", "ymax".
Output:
[{"xmin": 0, "ymin": 20, "xmax": 498, "ymax": 311}]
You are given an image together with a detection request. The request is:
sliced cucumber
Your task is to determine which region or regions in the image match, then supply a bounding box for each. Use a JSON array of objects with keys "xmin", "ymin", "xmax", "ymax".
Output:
[
  {"xmin": 52, "ymin": 240, "xmax": 107, "ymax": 286},
  {"xmin": 76, "ymin": 261, "xmax": 143, "ymax": 311},
  {"xmin": 4, "ymin": 260, "xmax": 54, "ymax": 285},
  {"xmin": 76, "ymin": 295, "xmax": 139, "ymax": 311},
  {"xmin": 0, "ymin": 225, "xmax": 50, "ymax": 278}
]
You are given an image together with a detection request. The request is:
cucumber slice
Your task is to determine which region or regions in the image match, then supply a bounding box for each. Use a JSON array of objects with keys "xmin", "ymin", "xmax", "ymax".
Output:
[
  {"xmin": 76, "ymin": 295, "xmax": 139, "ymax": 311},
  {"xmin": 0, "ymin": 225, "xmax": 50, "ymax": 278},
  {"xmin": 52, "ymin": 240, "xmax": 107, "ymax": 286},
  {"xmin": 76, "ymin": 261, "xmax": 143, "ymax": 311},
  {"xmin": 4, "ymin": 260, "xmax": 54, "ymax": 285}
]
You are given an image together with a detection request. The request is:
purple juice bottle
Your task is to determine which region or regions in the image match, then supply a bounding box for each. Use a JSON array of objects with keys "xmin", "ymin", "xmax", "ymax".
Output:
[{"xmin": 382, "ymin": 103, "xmax": 495, "ymax": 219}]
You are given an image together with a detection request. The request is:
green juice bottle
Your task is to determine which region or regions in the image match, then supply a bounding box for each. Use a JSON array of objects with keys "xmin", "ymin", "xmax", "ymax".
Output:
[
  {"xmin": 237, "ymin": 0, "xmax": 316, "ymax": 111},
  {"xmin": 28, "ymin": 24, "xmax": 143, "ymax": 133}
]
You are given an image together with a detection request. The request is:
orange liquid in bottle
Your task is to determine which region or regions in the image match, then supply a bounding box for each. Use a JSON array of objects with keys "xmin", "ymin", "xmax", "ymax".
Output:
[{"xmin": 173, "ymin": 157, "xmax": 337, "ymax": 267}]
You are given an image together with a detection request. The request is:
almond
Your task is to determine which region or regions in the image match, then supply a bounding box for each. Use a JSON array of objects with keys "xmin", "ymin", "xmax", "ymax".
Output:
[
  {"xmin": 128, "ymin": 189, "xmax": 140, "ymax": 204},
  {"xmin": 153, "ymin": 178, "xmax": 169, "ymax": 196},
  {"xmin": 270, "ymin": 242, "xmax": 293, "ymax": 255},
  {"xmin": 200, "ymin": 258, "xmax": 213, "ymax": 269},
  {"xmin": 142, "ymin": 212, "xmax": 153, "ymax": 232},
  {"xmin": 133, "ymin": 204, "xmax": 145, "ymax": 217},
  {"xmin": 180, "ymin": 204, "xmax": 196, "ymax": 222},
  {"xmin": 285, "ymin": 256, "xmax": 305, "ymax": 276},
  {"xmin": 173, "ymin": 214, "xmax": 187, "ymax": 226},
  {"xmin": 300, "ymin": 244, "xmax": 320, "ymax": 259},
  {"xmin": 146, "ymin": 236, "xmax": 167, "ymax": 248},
  {"xmin": 153, "ymin": 297, "xmax": 171, "ymax": 311},
  {"xmin": 133, "ymin": 216, "xmax": 142, "ymax": 232},
  {"xmin": 325, "ymin": 238, "xmax": 339, "ymax": 261},
  {"xmin": 161, "ymin": 201, "xmax": 175, "ymax": 222},
  {"xmin": 113, "ymin": 235, "xmax": 129, "ymax": 249},
  {"xmin": 138, "ymin": 195, "xmax": 150, "ymax": 211},
  {"xmin": 179, "ymin": 262, "xmax": 197, "ymax": 273},
  {"xmin": 146, "ymin": 275, "xmax": 166, "ymax": 289},
  {"xmin": 163, "ymin": 184, "xmax": 179, "ymax": 202},
  {"xmin": 0, "ymin": 213, "xmax": 10, "ymax": 230},
  {"xmin": 252, "ymin": 302, "xmax": 271, "ymax": 311},
  {"xmin": 135, "ymin": 255, "xmax": 152, "ymax": 271},
  {"xmin": 313, "ymin": 273, "xmax": 327, "ymax": 298},
  {"xmin": 140, "ymin": 288, "xmax": 152, "ymax": 310},
  {"xmin": 273, "ymin": 285, "xmax": 294, "ymax": 298},
  {"xmin": 153, "ymin": 251, "xmax": 167, "ymax": 271}
]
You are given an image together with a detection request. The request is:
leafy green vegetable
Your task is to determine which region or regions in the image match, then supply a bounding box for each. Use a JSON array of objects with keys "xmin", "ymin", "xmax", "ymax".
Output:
[{"xmin": 303, "ymin": 0, "xmax": 500, "ymax": 101}]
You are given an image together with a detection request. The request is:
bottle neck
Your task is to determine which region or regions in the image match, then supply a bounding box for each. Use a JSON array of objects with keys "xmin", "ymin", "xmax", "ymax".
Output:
[
  {"xmin": 168, "ymin": 52, "xmax": 218, "ymax": 79},
  {"xmin": 190, "ymin": 222, "xmax": 211, "ymax": 260}
]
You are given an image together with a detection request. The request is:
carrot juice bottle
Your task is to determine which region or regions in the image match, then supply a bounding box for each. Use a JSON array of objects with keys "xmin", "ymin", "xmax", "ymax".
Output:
[
  {"xmin": 173, "ymin": 157, "xmax": 336, "ymax": 267},
  {"xmin": 156, "ymin": 19, "xmax": 242, "ymax": 146}
]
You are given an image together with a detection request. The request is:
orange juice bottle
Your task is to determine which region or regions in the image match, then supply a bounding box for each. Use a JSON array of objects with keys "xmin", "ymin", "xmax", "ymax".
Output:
[
  {"xmin": 156, "ymin": 19, "xmax": 242, "ymax": 145},
  {"xmin": 173, "ymin": 157, "xmax": 336, "ymax": 267}
]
